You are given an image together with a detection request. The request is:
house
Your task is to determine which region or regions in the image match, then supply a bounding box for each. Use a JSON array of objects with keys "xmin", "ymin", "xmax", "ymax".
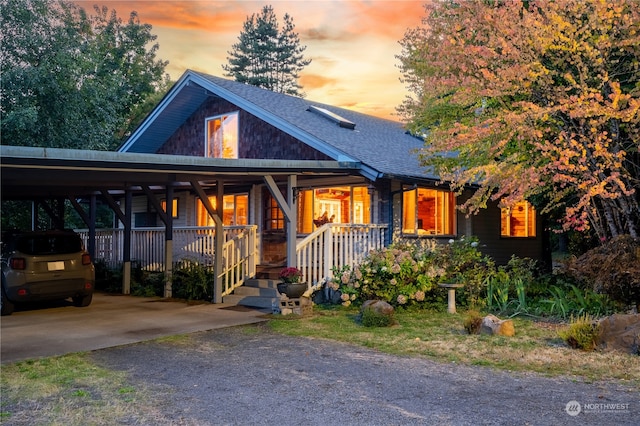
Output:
[{"xmin": 112, "ymin": 69, "xmax": 547, "ymax": 299}]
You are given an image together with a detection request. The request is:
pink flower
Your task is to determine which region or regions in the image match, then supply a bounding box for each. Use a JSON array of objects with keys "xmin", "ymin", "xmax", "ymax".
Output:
[{"xmin": 279, "ymin": 267, "xmax": 302, "ymax": 283}]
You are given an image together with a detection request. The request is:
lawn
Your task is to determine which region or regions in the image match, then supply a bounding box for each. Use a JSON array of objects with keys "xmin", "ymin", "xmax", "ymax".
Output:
[{"xmin": 268, "ymin": 305, "xmax": 640, "ymax": 385}]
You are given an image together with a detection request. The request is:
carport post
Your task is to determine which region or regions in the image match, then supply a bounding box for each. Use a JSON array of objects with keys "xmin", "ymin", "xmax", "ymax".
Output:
[
  {"xmin": 122, "ymin": 189, "xmax": 133, "ymax": 294},
  {"xmin": 164, "ymin": 185, "xmax": 174, "ymax": 298}
]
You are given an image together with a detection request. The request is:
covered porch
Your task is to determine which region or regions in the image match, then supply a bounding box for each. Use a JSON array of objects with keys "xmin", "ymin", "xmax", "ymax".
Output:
[{"xmin": 1, "ymin": 146, "xmax": 386, "ymax": 303}]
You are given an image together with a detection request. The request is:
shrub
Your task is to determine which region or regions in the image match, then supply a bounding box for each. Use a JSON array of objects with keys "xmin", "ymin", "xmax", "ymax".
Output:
[
  {"xmin": 172, "ymin": 260, "xmax": 213, "ymax": 301},
  {"xmin": 463, "ymin": 310, "xmax": 483, "ymax": 334},
  {"xmin": 484, "ymin": 256, "xmax": 539, "ymax": 314},
  {"xmin": 558, "ymin": 314, "xmax": 599, "ymax": 351},
  {"xmin": 562, "ymin": 235, "xmax": 640, "ymax": 311},
  {"xmin": 360, "ymin": 306, "xmax": 394, "ymax": 327},
  {"xmin": 539, "ymin": 280, "xmax": 618, "ymax": 319},
  {"xmin": 326, "ymin": 236, "xmax": 493, "ymax": 308},
  {"xmin": 131, "ymin": 271, "xmax": 164, "ymax": 297}
]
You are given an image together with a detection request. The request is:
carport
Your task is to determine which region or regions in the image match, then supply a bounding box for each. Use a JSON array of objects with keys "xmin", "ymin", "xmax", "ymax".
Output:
[
  {"xmin": 0, "ymin": 145, "xmax": 360, "ymax": 302},
  {"xmin": 0, "ymin": 292, "xmax": 270, "ymax": 363}
]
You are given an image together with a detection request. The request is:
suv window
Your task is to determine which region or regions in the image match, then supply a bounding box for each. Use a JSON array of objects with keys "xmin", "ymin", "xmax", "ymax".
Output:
[{"xmin": 15, "ymin": 235, "xmax": 83, "ymax": 255}]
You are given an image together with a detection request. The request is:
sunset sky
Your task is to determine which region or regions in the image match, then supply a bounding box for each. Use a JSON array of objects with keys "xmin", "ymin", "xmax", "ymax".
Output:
[{"xmin": 76, "ymin": 1, "xmax": 427, "ymax": 120}]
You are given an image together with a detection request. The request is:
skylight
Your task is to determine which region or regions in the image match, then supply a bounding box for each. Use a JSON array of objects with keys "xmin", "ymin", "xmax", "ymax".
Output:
[{"xmin": 307, "ymin": 105, "xmax": 355, "ymax": 129}]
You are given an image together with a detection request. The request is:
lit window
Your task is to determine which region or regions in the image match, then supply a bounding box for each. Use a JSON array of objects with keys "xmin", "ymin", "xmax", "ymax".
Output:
[
  {"xmin": 196, "ymin": 194, "xmax": 248, "ymax": 226},
  {"xmin": 205, "ymin": 112, "xmax": 238, "ymax": 159},
  {"xmin": 501, "ymin": 201, "xmax": 536, "ymax": 237},
  {"xmin": 296, "ymin": 186, "xmax": 371, "ymax": 233},
  {"xmin": 402, "ymin": 188, "xmax": 455, "ymax": 236},
  {"xmin": 161, "ymin": 198, "xmax": 179, "ymax": 218}
]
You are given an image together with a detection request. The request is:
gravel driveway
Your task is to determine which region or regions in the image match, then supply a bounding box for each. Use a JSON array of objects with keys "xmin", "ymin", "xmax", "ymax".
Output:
[{"xmin": 89, "ymin": 323, "xmax": 639, "ymax": 426}]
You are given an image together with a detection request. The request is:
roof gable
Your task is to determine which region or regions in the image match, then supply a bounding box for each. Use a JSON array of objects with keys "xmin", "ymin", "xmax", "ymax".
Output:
[{"xmin": 120, "ymin": 70, "xmax": 435, "ymax": 182}]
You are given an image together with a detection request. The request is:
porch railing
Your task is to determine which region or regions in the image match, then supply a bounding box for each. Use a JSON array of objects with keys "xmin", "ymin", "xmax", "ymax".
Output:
[
  {"xmin": 78, "ymin": 223, "xmax": 386, "ymax": 298},
  {"xmin": 296, "ymin": 224, "xmax": 388, "ymax": 290},
  {"xmin": 76, "ymin": 226, "xmax": 256, "ymax": 272}
]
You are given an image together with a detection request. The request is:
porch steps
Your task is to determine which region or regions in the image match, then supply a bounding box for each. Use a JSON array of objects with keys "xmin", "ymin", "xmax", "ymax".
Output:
[{"xmin": 222, "ymin": 278, "xmax": 281, "ymax": 310}]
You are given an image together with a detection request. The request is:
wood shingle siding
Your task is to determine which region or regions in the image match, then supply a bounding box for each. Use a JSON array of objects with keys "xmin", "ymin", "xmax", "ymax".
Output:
[{"xmin": 158, "ymin": 98, "xmax": 332, "ymax": 160}]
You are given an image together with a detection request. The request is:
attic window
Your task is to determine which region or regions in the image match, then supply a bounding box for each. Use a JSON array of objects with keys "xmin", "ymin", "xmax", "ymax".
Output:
[{"xmin": 307, "ymin": 105, "xmax": 355, "ymax": 129}]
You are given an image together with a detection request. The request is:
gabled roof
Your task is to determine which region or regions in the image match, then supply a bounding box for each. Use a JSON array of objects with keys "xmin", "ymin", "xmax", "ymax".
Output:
[{"xmin": 119, "ymin": 70, "xmax": 435, "ymax": 182}]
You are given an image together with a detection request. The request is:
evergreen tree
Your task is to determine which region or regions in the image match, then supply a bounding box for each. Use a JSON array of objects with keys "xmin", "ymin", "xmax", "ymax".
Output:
[{"xmin": 223, "ymin": 5, "xmax": 310, "ymax": 97}]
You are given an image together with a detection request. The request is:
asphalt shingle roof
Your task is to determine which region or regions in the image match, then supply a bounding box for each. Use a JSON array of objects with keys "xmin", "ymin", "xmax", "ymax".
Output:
[{"xmin": 121, "ymin": 70, "xmax": 437, "ymax": 182}]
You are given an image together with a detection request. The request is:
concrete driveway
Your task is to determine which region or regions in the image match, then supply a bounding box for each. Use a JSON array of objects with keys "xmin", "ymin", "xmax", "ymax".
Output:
[{"xmin": 0, "ymin": 293, "xmax": 269, "ymax": 364}]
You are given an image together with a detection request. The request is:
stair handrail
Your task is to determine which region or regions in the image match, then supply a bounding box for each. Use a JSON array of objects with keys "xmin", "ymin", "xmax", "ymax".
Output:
[
  {"xmin": 296, "ymin": 223, "xmax": 388, "ymax": 295},
  {"xmin": 219, "ymin": 225, "xmax": 258, "ymax": 297}
]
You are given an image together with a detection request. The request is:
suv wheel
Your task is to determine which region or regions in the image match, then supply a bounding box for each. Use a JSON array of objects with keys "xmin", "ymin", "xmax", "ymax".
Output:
[
  {"xmin": 1, "ymin": 285, "xmax": 15, "ymax": 316},
  {"xmin": 72, "ymin": 293, "xmax": 93, "ymax": 307}
]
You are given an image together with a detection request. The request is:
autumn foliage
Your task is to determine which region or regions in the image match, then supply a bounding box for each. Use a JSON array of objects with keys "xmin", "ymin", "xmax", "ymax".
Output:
[{"xmin": 397, "ymin": 0, "xmax": 640, "ymax": 241}]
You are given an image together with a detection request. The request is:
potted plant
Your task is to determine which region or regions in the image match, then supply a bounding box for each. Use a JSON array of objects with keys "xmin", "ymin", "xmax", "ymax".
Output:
[{"xmin": 277, "ymin": 267, "xmax": 307, "ymax": 298}]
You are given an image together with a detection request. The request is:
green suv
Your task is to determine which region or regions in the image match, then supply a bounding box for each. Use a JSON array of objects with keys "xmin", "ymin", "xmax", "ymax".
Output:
[{"xmin": 1, "ymin": 230, "xmax": 95, "ymax": 316}]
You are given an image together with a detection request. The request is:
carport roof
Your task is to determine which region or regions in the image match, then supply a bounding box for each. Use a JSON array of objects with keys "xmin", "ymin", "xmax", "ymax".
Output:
[{"xmin": 0, "ymin": 145, "xmax": 362, "ymax": 199}]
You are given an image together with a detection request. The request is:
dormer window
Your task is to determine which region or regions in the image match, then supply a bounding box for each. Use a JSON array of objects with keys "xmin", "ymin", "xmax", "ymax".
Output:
[{"xmin": 205, "ymin": 112, "xmax": 239, "ymax": 158}]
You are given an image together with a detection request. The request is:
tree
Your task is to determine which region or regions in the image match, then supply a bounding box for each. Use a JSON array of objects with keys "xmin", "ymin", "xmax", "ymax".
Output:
[
  {"xmin": 1, "ymin": 0, "xmax": 170, "ymax": 151},
  {"xmin": 223, "ymin": 5, "xmax": 310, "ymax": 96},
  {"xmin": 397, "ymin": 0, "xmax": 640, "ymax": 241}
]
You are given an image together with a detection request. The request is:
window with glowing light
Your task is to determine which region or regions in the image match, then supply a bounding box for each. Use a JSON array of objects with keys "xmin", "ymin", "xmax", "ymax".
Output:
[
  {"xmin": 262, "ymin": 186, "xmax": 371, "ymax": 234},
  {"xmin": 160, "ymin": 198, "xmax": 179, "ymax": 218},
  {"xmin": 196, "ymin": 194, "xmax": 248, "ymax": 226},
  {"xmin": 501, "ymin": 201, "xmax": 536, "ymax": 237},
  {"xmin": 296, "ymin": 186, "xmax": 371, "ymax": 233},
  {"xmin": 205, "ymin": 112, "xmax": 238, "ymax": 159},
  {"xmin": 402, "ymin": 187, "xmax": 455, "ymax": 236}
]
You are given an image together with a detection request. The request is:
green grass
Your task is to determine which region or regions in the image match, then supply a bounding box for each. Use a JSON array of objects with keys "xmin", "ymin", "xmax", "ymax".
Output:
[
  {"xmin": 0, "ymin": 354, "xmax": 161, "ymax": 425},
  {"xmin": 268, "ymin": 305, "xmax": 640, "ymax": 385}
]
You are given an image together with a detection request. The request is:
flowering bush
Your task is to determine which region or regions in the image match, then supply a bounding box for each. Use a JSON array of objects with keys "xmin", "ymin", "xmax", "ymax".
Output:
[
  {"xmin": 279, "ymin": 267, "xmax": 302, "ymax": 283},
  {"xmin": 326, "ymin": 237, "xmax": 494, "ymax": 308}
]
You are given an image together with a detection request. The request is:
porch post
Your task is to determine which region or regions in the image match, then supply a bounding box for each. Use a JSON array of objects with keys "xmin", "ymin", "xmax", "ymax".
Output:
[
  {"xmin": 286, "ymin": 175, "xmax": 297, "ymax": 267},
  {"xmin": 213, "ymin": 180, "xmax": 224, "ymax": 303},
  {"xmin": 189, "ymin": 179, "xmax": 224, "ymax": 303}
]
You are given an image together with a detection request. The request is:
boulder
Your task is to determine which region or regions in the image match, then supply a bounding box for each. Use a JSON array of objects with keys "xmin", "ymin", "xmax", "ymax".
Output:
[
  {"xmin": 596, "ymin": 314, "xmax": 640, "ymax": 355},
  {"xmin": 480, "ymin": 314, "xmax": 515, "ymax": 337},
  {"xmin": 361, "ymin": 300, "xmax": 394, "ymax": 317}
]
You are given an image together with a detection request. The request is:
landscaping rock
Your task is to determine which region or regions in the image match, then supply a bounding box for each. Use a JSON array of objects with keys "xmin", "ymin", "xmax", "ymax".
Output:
[
  {"xmin": 596, "ymin": 314, "xmax": 640, "ymax": 355},
  {"xmin": 480, "ymin": 314, "xmax": 515, "ymax": 337},
  {"xmin": 361, "ymin": 300, "xmax": 394, "ymax": 316}
]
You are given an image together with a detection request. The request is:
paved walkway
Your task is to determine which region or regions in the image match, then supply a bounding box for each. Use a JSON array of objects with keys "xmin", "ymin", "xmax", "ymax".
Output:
[{"xmin": 0, "ymin": 293, "xmax": 269, "ymax": 364}]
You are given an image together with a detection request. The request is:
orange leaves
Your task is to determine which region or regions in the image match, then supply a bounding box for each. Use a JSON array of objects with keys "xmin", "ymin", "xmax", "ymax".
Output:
[{"xmin": 399, "ymin": 0, "xmax": 640, "ymax": 238}]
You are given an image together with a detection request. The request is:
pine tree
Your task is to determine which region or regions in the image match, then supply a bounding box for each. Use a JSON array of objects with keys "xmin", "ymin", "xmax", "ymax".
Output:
[{"xmin": 223, "ymin": 5, "xmax": 310, "ymax": 97}]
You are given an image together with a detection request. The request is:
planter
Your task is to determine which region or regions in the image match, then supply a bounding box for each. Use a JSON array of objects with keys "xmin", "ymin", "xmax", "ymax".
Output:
[{"xmin": 277, "ymin": 282, "xmax": 307, "ymax": 298}]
